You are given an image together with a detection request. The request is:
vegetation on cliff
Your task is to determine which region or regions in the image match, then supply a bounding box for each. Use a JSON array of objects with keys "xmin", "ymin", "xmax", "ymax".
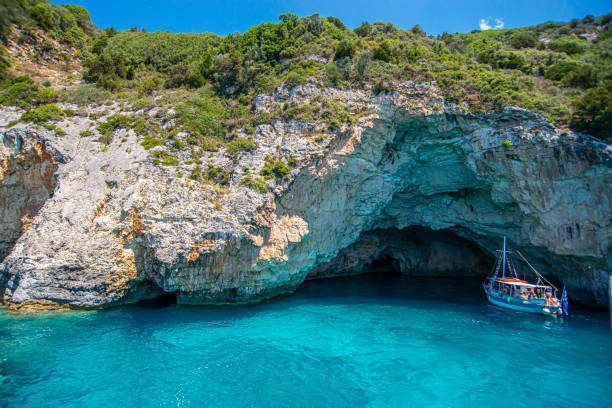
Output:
[{"xmin": 1, "ymin": 1, "xmax": 610, "ymax": 143}]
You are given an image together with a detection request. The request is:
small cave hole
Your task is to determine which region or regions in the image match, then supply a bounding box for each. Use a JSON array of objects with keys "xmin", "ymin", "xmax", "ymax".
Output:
[{"xmin": 138, "ymin": 291, "xmax": 178, "ymax": 307}]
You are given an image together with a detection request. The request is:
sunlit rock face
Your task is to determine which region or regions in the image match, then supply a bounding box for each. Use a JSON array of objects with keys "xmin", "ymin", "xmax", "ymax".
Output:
[
  {"xmin": 0, "ymin": 130, "xmax": 62, "ymax": 261},
  {"xmin": 1, "ymin": 83, "xmax": 610, "ymax": 309}
]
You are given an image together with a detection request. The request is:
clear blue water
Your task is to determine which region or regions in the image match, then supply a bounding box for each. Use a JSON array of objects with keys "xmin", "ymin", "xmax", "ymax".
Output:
[{"xmin": 1, "ymin": 274, "xmax": 610, "ymax": 408}]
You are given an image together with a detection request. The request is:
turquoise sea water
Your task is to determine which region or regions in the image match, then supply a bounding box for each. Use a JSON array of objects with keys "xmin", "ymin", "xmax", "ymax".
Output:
[{"xmin": 1, "ymin": 275, "xmax": 611, "ymax": 408}]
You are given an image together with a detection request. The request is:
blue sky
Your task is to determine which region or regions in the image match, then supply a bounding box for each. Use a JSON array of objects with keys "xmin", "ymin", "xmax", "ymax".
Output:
[{"xmin": 52, "ymin": 0, "xmax": 611, "ymax": 35}]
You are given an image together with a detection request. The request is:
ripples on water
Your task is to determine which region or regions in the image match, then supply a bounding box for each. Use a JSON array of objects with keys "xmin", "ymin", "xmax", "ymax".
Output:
[{"xmin": 0, "ymin": 275, "xmax": 610, "ymax": 408}]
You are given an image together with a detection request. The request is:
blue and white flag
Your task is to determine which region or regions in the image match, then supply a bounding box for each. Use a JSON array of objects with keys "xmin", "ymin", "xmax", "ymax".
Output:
[{"xmin": 561, "ymin": 286, "xmax": 569, "ymax": 316}]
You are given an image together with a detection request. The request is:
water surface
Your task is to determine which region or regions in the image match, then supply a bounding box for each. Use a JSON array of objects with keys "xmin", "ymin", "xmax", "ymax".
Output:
[{"xmin": 1, "ymin": 275, "xmax": 610, "ymax": 407}]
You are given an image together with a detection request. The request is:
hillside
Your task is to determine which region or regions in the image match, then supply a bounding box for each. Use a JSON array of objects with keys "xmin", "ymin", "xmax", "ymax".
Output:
[{"xmin": 0, "ymin": 2, "xmax": 610, "ymax": 143}]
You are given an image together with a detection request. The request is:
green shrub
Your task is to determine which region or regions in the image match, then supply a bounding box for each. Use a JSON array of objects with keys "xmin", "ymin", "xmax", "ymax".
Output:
[
  {"xmin": 35, "ymin": 88, "xmax": 58, "ymax": 104},
  {"xmin": 205, "ymin": 164, "xmax": 231, "ymax": 185},
  {"xmin": 477, "ymin": 49, "xmax": 526, "ymax": 70},
  {"xmin": 272, "ymin": 160, "xmax": 290, "ymax": 178},
  {"xmin": 373, "ymin": 40, "xmax": 394, "ymax": 62},
  {"xmin": 282, "ymin": 60, "xmax": 324, "ymax": 88},
  {"xmin": 141, "ymin": 135, "xmax": 165, "ymax": 150},
  {"xmin": 131, "ymin": 118, "xmax": 160, "ymax": 136},
  {"xmin": 354, "ymin": 21, "xmax": 372, "ymax": 37},
  {"xmin": 21, "ymin": 104, "xmax": 65, "ymax": 123},
  {"xmin": 240, "ymin": 176, "xmax": 268, "ymax": 193},
  {"xmin": 325, "ymin": 61, "xmax": 341, "ymax": 85},
  {"xmin": 151, "ymin": 150, "xmax": 179, "ymax": 166},
  {"xmin": 334, "ymin": 39, "xmax": 356, "ymax": 59},
  {"xmin": 199, "ymin": 139, "xmax": 220, "ymax": 152},
  {"xmin": 175, "ymin": 91, "xmax": 248, "ymax": 145},
  {"xmin": 571, "ymin": 81, "xmax": 611, "ymax": 141},
  {"xmin": 0, "ymin": 77, "xmax": 38, "ymax": 108},
  {"xmin": 96, "ymin": 114, "xmax": 130, "ymax": 134},
  {"xmin": 188, "ymin": 163, "xmax": 231, "ymax": 185},
  {"xmin": 226, "ymin": 137, "xmax": 258, "ymax": 154},
  {"xmin": 561, "ymin": 65, "xmax": 598, "ymax": 88},
  {"xmin": 171, "ymin": 139, "xmax": 186, "ymax": 150},
  {"xmin": 548, "ymin": 37, "xmax": 588, "ymax": 55},
  {"xmin": 254, "ymin": 111, "xmax": 273, "ymax": 125},
  {"xmin": 161, "ymin": 155, "xmax": 179, "ymax": 166},
  {"xmin": 509, "ymin": 33, "xmax": 538, "ymax": 49},
  {"xmin": 544, "ymin": 61, "xmax": 581, "ymax": 80},
  {"xmin": 136, "ymin": 73, "xmax": 163, "ymax": 95},
  {"xmin": 261, "ymin": 155, "xmax": 291, "ymax": 180},
  {"xmin": 133, "ymin": 98, "xmax": 152, "ymax": 109},
  {"xmin": 545, "ymin": 62, "xmax": 598, "ymax": 88},
  {"xmin": 287, "ymin": 155, "xmax": 298, "ymax": 167},
  {"xmin": 189, "ymin": 165, "xmax": 202, "ymax": 180}
]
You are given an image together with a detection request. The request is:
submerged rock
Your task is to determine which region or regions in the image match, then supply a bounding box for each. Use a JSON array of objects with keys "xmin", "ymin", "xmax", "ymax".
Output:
[{"xmin": 1, "ymin": 83, "xmax": 610, "ymax": 309}]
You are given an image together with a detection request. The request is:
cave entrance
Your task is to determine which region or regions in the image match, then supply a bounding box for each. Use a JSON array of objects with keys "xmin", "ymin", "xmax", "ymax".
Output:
[
  {"xmin": 308, "ymin": 226, "xmax": 495, "ymax": 280},
  {"xmin": 365, "ymin": 255, "xmax": 402, "ymax": 274},
  {"xmin": 136, "ymin": 291, "xmax": 178, "ymax": 308}
]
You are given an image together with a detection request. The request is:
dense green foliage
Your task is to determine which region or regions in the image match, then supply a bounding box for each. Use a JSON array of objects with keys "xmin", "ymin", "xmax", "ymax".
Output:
[
  {"xmin": 570, "ymin": 80, "xmax": 611, "ymax": 138},
  {"xmin": 0, "ymin": 76, "xmax": 57, "ymax": 108},
  {"xmin": 82, "ymin": 11, "xmax": 611, "ymax": 139},
  {"xmin": 1, "ymin": 1, "xmax": 610, "ymax": 142},
  {"xmin": 0, "ymin": 0, "xmax": 95, "ymax": 46}
]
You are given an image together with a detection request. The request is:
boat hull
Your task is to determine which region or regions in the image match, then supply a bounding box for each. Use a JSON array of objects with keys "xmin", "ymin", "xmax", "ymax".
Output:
[{"xmin": 486, "ymin": 294, "xmax": 562, "ymax": 315}]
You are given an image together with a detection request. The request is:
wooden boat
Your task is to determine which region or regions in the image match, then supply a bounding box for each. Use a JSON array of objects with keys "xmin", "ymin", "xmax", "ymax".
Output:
[{"xmin": 482, "ymin": 237, "xmax": 568, "ymax": 316}]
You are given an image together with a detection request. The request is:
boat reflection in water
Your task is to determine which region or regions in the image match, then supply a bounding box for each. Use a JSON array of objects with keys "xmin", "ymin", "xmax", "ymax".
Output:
[{"xmin": 483, "ymin": 237, "xmax": 569, "ymax": 316}]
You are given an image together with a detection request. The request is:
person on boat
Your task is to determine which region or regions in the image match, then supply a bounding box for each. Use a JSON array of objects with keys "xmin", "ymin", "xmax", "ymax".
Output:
[
  {"xmin": 527, "ymin": 288, "xmax": 537, "ymax": 299},
  {"xmin": 520, "ymin": 290, "xmax": 529, "ymax": 300},
  {"xmin": 545, "ymin": 291, "xmax": 560, "ymax": 307}
]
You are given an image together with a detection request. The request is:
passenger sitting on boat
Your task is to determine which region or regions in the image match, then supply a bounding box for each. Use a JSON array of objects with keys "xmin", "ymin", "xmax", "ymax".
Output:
[
  {"xmin": 545, "ymin": 291, "xmax": 560, "ymax": 307},
  {"xmin": 527, "ymin": 288, "xmax": 537, "ymax": 299},
  {"xmin": 520, "ymin": 290, "xmax": 529, "ymax": 300}
]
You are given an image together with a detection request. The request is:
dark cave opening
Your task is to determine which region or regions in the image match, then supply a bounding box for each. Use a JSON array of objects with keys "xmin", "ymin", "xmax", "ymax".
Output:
[
  {"xmin": 365, "ymin": 255, "xmax": 402, "ymax": 274},
  {"xmin": 308, "ymin": 226, "xmax": 496, "ymax": 280},
  {"xmin": 137, "ymin": 291, "xmax": 178, "ymax": 308}
]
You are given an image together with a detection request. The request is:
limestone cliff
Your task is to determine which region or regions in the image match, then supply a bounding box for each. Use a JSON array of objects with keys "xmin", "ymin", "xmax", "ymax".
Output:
[
  {"xmin": 1, "ymin": 82, "xmax": 610, "ymax": 310},
  {"xmin": 0, "ymin": 129, "xmax": 64, "ymax": 261}
]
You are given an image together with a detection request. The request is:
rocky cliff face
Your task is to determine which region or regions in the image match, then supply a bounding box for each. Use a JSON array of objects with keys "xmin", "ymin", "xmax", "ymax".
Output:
[
  {"xmin": 1, "ymin": 82, "xmax": 610, "ymax": 310},
  {"xmin": 0, "ymin": 129, "xmax": 63, "ymax": 261}
]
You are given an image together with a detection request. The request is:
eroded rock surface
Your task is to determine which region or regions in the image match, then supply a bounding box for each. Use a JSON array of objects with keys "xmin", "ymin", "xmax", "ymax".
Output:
[
  {"xmin": 1, "ymin": 82, "xmax": 610, "ymax": 309},
  {"xmin": 0, "ymin": 129, "xmax": 63, "ymax": 261}
]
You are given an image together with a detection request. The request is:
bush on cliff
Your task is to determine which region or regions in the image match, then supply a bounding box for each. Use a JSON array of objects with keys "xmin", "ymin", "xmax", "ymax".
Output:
[
  {"xmin": 21, "ymin": 104, "xmax": 65, "ymax": 124},
  {"xmin": 570, "ymin": 81, "xmax": 612, "ymax": 140}
]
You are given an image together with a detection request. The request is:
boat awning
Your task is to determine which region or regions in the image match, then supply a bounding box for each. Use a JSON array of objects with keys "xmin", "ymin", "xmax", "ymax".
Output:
[
  {"xmin": 496, "ymin": 278, "xmax": 526, "ymax": 283},
  {"xmin": 487, "ymin": 278, "xmax": 551, "ymax": 289}
]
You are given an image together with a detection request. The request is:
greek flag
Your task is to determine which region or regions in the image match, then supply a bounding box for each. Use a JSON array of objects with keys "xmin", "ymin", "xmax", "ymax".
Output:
[{"xmin": 561, "ymin": 286, "xmax": 569, "ymax": 316}]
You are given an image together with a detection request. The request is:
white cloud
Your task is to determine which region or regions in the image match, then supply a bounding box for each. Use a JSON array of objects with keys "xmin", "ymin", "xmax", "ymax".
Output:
[
  {"xmin": 479, "ymin": 18, "xmax": 505, "ymax": 30},
  {"xmin": 479, "ymin": 18, "xmax": 491, "ymax": 30}
]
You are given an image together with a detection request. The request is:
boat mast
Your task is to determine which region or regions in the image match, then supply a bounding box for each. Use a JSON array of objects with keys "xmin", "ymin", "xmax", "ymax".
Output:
[{"xmin": 502, "ymin": 236, "xmax": 507, "ymax": 278}]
